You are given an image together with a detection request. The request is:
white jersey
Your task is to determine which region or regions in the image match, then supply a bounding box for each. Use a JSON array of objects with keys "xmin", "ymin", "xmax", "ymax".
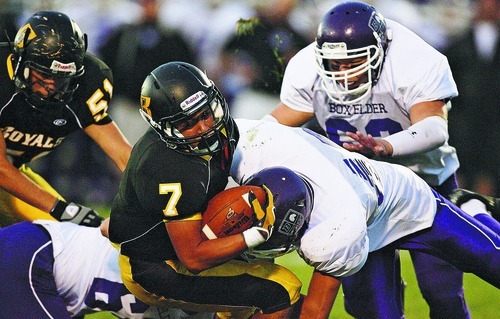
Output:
[
  {"xmin": 280, "ymin": 19, "xmax": 459, "ymax": 186},
  {"xmin": 33, "ymin": 220, "xmax": 212, "ymax": 319},
  {"xmin": 231, "ymin": 119, "xmax": 437, "ymax": 277},
  {"xmin": 33, "ymin": 220, "xmax": 148, "ymax": 318}
]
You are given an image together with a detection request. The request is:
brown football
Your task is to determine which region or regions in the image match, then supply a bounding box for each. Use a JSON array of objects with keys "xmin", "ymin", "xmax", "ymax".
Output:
[{"xmin": 202, "ymin": 185, "xmax": 266, "ymax": 240}]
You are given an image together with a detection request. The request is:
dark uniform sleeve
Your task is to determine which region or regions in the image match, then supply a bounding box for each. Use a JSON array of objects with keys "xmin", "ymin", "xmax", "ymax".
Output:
[{"xmin": 69, "ymin": 53, "xmax": 114, "ymax": 128}]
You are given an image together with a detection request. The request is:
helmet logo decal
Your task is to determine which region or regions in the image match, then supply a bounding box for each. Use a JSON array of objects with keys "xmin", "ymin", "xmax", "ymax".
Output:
[
  {"xmin": 368, "ymin": 12, "xmax": 385, "ymax": 35},
  {"xmin": 278, "ymin": 209, "xmax": 305, "ymax": 236},
  {"xmin": 14, "ymin": 24, "xmax": 36, "ymax": 49},
  {"xmin": 180, "ymin": 91, "xmax": 206, "ymax": 111},
  {"xmin": 140, "ymin": 96, "xmax": 152, "ymax": 117},
  {"xmin": 50, "ymin": 60, "xmax": 77, "ymax": 75}
]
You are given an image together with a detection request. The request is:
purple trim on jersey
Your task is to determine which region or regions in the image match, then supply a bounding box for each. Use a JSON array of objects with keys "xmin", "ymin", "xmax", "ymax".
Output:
[
  {"xmin": 0, "ymin": 222, "xmax": 70, "ymax": 319},
  {"xmin": 475, "ymin": 214, "xmax": 500, "ymax": 235}
]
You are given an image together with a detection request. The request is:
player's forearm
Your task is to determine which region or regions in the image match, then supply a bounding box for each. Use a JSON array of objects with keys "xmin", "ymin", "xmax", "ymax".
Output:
[
  {"xmin": 300, "ymin": 270, "xmax": 341, "ymax": 319},
  {"xmin": 0, "ymin": 165, "xmax": 57, "ymax": 213},
  {"xmin": 382, "ymin": 115, "xmax": 448, "ymax": 156},
  {"xmin": 187, "ymin": 235, "xmax": 248, "ymax": 273},
  {"xmin": 167, "ymin": 220, "xmax": 248, "ymax": 273}
]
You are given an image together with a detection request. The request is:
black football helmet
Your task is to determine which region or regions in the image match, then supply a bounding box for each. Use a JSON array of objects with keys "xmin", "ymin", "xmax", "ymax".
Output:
[
  {"xmin": 140, "ymin": 62, "xmax": 238, "ymax": 162},
  {"xmin": 12, "ymin": 11, "xmax": 87, "ymax": 107},
  {"xmin": 244, "ymin": 166, "xmax": 313, "ymax": 259},
  {"xmin": 315, "ymin": 1, "xmax": 390, "ymax": 104}
]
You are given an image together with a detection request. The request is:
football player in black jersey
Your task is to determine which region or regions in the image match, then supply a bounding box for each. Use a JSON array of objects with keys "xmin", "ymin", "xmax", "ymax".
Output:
[
  {"xmin": 105, "ymin": 62, "xmax": 302, "ymax": 318},
  {"xmin": 0, "ymin": 11, "xmax": 132, "ymax": 227}
]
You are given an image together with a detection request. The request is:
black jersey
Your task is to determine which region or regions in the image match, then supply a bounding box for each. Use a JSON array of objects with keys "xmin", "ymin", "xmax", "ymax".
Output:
[
  {"xmin": 0, "ymin": 48, "xmax": 113, "ymax": 167},
  {"xmin": 109, "ymin": 129, "xmax": 230, "ymax": 262}
]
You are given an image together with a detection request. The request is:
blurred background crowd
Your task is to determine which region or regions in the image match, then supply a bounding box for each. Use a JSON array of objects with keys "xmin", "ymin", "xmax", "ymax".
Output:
[{"xmin": 1, "ymin": 0, "xmax": 498, "ymax": 207}]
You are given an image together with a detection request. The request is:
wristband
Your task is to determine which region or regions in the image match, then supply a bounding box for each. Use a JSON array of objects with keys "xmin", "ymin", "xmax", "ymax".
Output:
[
  {"xmin": 50, "ymin": 199, "xmax": 68, "ymax": 219},
  {"xmin": 382, "ymin": 116, "xmax": 448, "ymax": 157},
  {"xmin": 242, "ymin": 227, "xmax": 266, "ymax": 249}
]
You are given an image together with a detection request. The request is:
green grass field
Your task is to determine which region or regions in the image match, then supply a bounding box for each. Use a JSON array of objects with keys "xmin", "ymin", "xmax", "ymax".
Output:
[
  {"xmin": 276, "ymin": 251, "xmax": 500, "ymax": 318},
  {"xmin": 85, "ymin": 250, "xmax": 499, "ymax": 319}
]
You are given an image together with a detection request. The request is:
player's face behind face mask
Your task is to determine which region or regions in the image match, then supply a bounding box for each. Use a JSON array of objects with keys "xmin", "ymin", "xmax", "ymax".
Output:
[
  {"xmin": 28, "ymin": 69, "xmax": 74, "ymax": 102},
  {"xmin": 326, "ymin": 57, "xmax": 369, "ymax": 91},
  {"xmin": 315, "ymin": 45, "xmax": 383, "ymax": 104},
  {"xmin": 171, "ymin": 99, "xmax": 224, "ymax": 154},
  {"xmin": 314, "ymin": 2, "xmax": 390, "ymax": 105}
]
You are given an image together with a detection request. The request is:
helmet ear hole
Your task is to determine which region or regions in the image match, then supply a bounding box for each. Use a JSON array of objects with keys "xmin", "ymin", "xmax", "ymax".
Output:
[
  {"xmin": 23, "ymin": 67, "xmax": 30, "ymax": 81},
  {"xmin": 153, "ymin": 80, "xmax": 161, "ymax": 90},
  {"xmin": 83, "ymin": 33, "xmax": 88, "ymax": 52}
]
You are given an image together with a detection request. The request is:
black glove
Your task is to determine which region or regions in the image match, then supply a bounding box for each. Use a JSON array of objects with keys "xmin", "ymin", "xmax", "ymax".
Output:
[{"xmin": 50, "ymin": 199, "xmax": 104, "ymax": 227}]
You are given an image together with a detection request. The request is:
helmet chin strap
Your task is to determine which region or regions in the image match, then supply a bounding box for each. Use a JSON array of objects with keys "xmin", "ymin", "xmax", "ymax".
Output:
[{"xmin": 189, "ymin": 134, "xmax": 220, "ymax": 154}]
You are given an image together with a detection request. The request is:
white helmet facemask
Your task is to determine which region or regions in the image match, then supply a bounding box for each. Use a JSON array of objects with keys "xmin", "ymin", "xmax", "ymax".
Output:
[{"xmin": 315, "ymin": 38, "xmax": 383, "ymax": 104}]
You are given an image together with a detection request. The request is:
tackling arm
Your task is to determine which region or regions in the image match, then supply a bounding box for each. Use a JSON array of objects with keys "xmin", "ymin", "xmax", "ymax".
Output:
[{"xmin": 300, "ymin": 271, "xmax": 342, "ymax": 319}]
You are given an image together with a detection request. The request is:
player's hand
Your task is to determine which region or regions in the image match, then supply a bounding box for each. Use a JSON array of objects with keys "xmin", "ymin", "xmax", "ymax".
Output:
[
  {"xmin": 242, "ymin": 185, "xmax": 276, "ymax": 248},
  {"xmin": 250, "ymin": 184, "xmax": 276, "ymax": 232},
  {"xmin": 50, "ymin": 199, "xmax": 104, "ymax": 227},
  {"xmin": 343, "ymin": 131, "xmax": 393, "ymax": 157}
]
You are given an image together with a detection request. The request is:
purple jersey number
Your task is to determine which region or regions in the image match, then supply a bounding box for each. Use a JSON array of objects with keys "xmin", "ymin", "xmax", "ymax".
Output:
[
  {"xmin": 325, "ymin": 118, "xmax": 403, "ymax": 145},
  {"xmin": 85, "ymin": 278, "xmax": 149, "ymax": 314}
]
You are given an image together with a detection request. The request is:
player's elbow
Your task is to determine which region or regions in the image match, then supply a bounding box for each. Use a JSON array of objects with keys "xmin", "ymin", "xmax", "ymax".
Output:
[
  {"xmin": 304, "ymin": 239, "xmax": 368, "ymax": 277},
  {"xmin": 179, "ymin": 257, "xmax": 210, "ymax": 274},
  {"xmin": 100, "ymin": 217, "xmax": 110, "ymax": 238},
  {"xmin": 424, "ymin": 116, "xmax": 449, "ymax": 149},
  {"xmin": 185, "ymin": 266, "xmax": 203, "ymax": 274},
  {"xmin": 177, "ymin": 258, "xmax": 198, "ymax": 274}
]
